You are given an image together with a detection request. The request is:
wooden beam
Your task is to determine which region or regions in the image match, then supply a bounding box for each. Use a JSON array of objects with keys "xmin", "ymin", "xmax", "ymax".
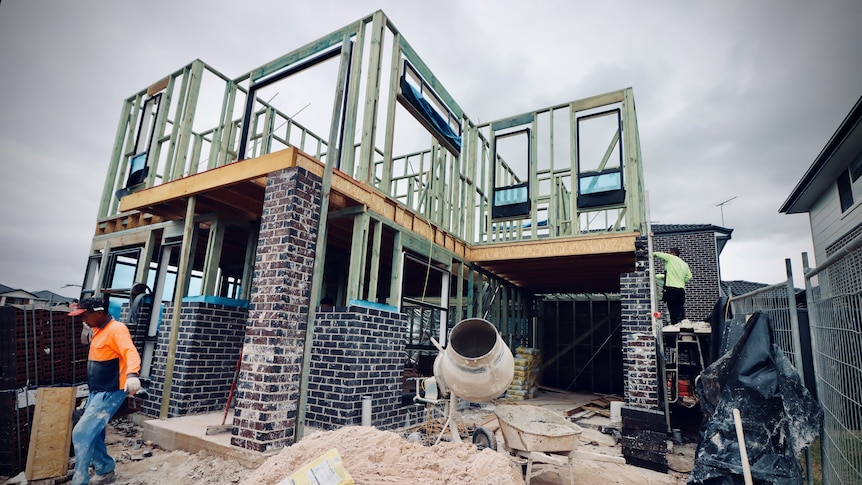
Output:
[
  {"xmin": 469, "ymin": 232, "xmax": 636, "ymax": 262},
  {"xmin": 120, "ymin": 148, "xmax": 302, "ymax": 213}
]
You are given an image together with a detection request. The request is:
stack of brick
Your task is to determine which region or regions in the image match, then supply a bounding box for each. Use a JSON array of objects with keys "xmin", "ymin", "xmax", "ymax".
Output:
[{"xmin": 506, "ymin": 346, "xmax": 541, "ymax": 400}]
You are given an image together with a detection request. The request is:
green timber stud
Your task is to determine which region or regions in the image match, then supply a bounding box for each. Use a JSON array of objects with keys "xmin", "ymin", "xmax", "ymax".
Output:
[
  {"xmin": 209, "ymin": 79, "xmax": 239, "ymax": 169},
  {"xmin": 339, "ymin": 18, "xmax": 366, "ymax": 178},
  {"xmin": 622, "ymin": 87, "xmax": 646, "ymax": 233},
  {"xmin": 387, "ymin": 231, "xmax": 403, "ymax": 307},
  {"xmin": 116, "ymin": 93, "xmax": 145, "ymax": 215},
  {"xmin": 240, "ymin": 223, "xmax": 258, "ymax": 301},
  {"xmin": 296, "ymin": 30, "xmax": 355, "ymax": 443},
  {"xmin": 201, "ymin": 217, "xmax": 225, "ymax": 296},
  {"xmin": 173, "ymin": 61, "xmax": 204, "ymax": 180},
  {"xmin": 368, "ymin": 219, "xmax": 383, "ymax": 302},
  {"xmin": 347, "ymin": 210, "xmax": 371, "ymax": 301},
  {"xmin": 164, "ymin": 66, "xmax": 192, "ymax": 183},
  {"xmin": 160, "ymin": 196, "xmax": 196, "ymax": 419},
  {"xmin": 357, "ymin": 11, "xmax": 385, "ymax": 185},
  {"xmin": 530, "ymin": 116, "xmax": 539, "ymax": 241},
  {"xmin": 99, "ymin": 96, "xmax": 134, "ymax": 219},
  {"xmin": 379, "ymin": 30, "xmax": 402, "ymax": 195},
  {"xmin": 109, "ymin": 93, "xmax": 146, "ymax": 217},
  {"xmin": 135, "ymin": 229, "xmax": 158, "ymax": 286},
  {"xmin": 146, "ymin": 72, "xmax": 176, "ymax": 187}
]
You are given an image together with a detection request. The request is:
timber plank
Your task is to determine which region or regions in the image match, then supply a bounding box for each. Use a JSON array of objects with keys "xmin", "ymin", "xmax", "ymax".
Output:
[{"xmin": 25, "ymin": 387, "xmax": 77, "ymax": 480}]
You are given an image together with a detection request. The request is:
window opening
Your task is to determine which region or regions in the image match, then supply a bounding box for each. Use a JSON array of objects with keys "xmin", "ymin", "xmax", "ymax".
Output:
[
  {"xmin": 491, "ymin": 127, "xmax": 531, "ymax": 220},
  {"xmin": 237, "ymin": 46, "xmax": 345, "ymax": 162},
  {"xmin": 101, "ymin": 249, "xmax": 141, "ymax": 313},
  {"xmin": 397, "ymin": 60, "xmax": 462, "ymax": 156},
  {"xmin": 838, "ymin": 168, "xmax": 854, "ymax": 212},
  {"xmin": 577, "ymin": 108, "xmax": 625, "ymax": 209},
  {"xmin": 126, "ymin": 94, "xmax": 161, "ymax": 189}
]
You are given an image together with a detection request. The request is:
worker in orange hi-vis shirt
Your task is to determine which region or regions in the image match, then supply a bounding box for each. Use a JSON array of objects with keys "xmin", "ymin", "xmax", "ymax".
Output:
[{"xmin": 69, "ymin": 296, "xmax": 141, "ymax": 485}]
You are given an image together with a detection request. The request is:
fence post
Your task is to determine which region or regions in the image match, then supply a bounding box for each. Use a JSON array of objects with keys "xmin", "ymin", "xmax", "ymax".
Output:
[
  {"xmin": 784, "ymin": 258, "xmax": 804, "ymax": 379},
  {"xmin": 801, "ymin": 252, "xmax": 826, "ymax": 484}
]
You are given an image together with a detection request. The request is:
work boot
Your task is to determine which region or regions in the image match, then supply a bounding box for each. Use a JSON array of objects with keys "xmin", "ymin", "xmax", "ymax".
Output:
[{"xmin": 90, "ymin": 471, "xmax": 116, "ymax": 484}]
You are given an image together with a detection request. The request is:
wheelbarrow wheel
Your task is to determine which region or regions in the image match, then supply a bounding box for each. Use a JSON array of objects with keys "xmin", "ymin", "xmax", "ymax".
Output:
[{"xmin": 472, "ymin": 427, "xmax": 497, "ymax": 451}]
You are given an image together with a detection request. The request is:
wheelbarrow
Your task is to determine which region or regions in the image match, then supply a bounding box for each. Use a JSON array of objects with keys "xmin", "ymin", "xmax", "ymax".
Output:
[{"xmin": 473, "ymin": 404, "xmax": 583, "ymax": 485}]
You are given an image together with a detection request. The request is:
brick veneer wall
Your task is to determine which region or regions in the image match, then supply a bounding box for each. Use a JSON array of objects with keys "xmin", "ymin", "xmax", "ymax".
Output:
[
  {"xmin": 653, "ymin": 232, "xmax": 721, "ymax": 322},
  {"xmin": 141, "ymin": 301, "xmax": 247, "ymax": 417},
  {"xmin": 307, "ymin": 305, "xmax": 424, "ymax": 431},
  {"xmin": 231, "ymin": 166, "xmax": 322, "ymax": 453}
]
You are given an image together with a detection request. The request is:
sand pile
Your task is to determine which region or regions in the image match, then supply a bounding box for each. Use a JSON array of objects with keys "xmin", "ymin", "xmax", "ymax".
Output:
[{"xmin": 241, "ymin": 426, "xmax": 525, "ymax": 485}]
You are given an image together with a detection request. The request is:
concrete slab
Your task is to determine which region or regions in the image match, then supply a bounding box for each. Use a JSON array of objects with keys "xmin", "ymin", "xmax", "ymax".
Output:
[{"xmin": 135, "ymin": 412, "xmax": 272, "ymax": 468}]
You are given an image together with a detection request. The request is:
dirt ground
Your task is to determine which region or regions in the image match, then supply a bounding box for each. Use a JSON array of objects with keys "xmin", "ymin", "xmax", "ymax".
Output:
[{"xmin": 6, "ymin": 415, "xmax": 694, "ymax": 485}]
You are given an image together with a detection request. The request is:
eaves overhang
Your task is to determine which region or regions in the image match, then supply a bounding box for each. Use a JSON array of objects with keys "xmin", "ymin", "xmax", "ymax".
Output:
[{"xmin": 781, "ymin": 96, "xmax": 862, "ymax": 215}]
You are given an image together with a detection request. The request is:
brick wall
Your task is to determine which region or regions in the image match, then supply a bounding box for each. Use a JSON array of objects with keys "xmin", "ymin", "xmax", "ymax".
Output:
[
  {"xmin": 653, "ymin": 232, "xmax": 721, "ymax": 322},
  {"xmin": 307, "ymin": 305, "xmax": 424, "ymax": 431},
  {"xmin": 231, "ymin": 166, "xmax": 322, "ymax": 453},
  {"xmin": 0, "ymin": 306, "xmax": 89, "ymax": 389},
  {"xmin": 141, "ymin": 301, "xmax": 247, "ymax": 417},
  {"xmin": 0, "ymin": 306, "xmax": 89, "ymax": 476}
]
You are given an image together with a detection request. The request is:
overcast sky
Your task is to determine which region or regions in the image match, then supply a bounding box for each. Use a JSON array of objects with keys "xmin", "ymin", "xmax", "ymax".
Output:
[{"xmin": 1, "ymin": 0, "xmax": 859, "ymax": 297}]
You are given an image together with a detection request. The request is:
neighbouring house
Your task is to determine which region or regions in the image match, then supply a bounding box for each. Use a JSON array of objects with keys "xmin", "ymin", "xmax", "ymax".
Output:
[
  {"xmin": 651, "ymin": 223, "xmax": 732, "ymax": 322},
  {"xmin": 781, "ymin": 96, "xmax": 862, "ymax": 261},
  {"xmin": 721, "ymin": 280, "xmax": 768, "ymax": 298},
  {"xmin": 778, "ymin": 95, "xmax": 862, "ymax": 485},
  {"xmin": 0, "ymin": 285, "xmax": 75, "ymax": 307}
]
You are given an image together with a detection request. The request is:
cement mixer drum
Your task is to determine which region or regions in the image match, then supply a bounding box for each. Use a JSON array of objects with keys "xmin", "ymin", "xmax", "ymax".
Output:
[{"xmin": 434, "ymin": 318, "xmax": 515, "ymax": 402}]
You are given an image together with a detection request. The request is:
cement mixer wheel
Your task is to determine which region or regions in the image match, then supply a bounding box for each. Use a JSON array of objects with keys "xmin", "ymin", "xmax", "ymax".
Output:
[{"xmin": 472, "ymin": 427, "xmax": 497, "ymax": 451}]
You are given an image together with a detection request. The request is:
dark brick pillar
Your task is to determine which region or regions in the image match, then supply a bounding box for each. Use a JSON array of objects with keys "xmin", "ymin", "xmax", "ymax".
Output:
[
  {"xmin": 620, "ymin": 266, "xmax": 660, "ymax": 408},
  {"xmin": 142, "ymin": 299, "xmax": 247, "ymax": 417},
  {"xmin": 231, "ymin": 166, "xmax": 322, "ymax": 452},
  {"xmin": 307, "ymin": 305, "xmax": 424, "ymax": 431},
  {"xmin": 620, "ymin": 236, "xmax": 668, "ymax": 473}
]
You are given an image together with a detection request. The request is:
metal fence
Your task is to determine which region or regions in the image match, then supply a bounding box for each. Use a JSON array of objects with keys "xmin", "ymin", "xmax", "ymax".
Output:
[
  {"xmin": 802, "ymin": 233, "xmax": 862, "ymax": 485},
  {"xmin": 729, "ymin": 259, "xmax": 815, "ymax": 484},
  {"xmin": 729, "ymin": 258, "xmax": 805, "ymax": 372},
  {"xmin": 728, "ymin": 232, "xmax": 862, "ymax": 485}
]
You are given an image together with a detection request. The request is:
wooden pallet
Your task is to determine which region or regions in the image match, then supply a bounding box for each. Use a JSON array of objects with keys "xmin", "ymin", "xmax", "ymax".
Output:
[{"xmin": 565, "ymin": 394, "xmax": 622, "ymax": 419}]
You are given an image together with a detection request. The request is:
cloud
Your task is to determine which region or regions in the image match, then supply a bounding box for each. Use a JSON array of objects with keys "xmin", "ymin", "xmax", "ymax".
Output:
[{"xmin": 0, "ymin": 0, "xmax": 859, "ymax": 296}]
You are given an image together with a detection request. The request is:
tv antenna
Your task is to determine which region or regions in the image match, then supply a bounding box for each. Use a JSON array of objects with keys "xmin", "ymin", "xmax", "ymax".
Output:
[{"xmin": 715, "ymin": 196, "xmax": 737, "ymax": 226}]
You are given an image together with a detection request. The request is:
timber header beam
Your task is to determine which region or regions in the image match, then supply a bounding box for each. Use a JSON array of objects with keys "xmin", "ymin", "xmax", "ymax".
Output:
[{"xmin": 468, "ymin": 232, "xmax": 637, "ymax": 262}]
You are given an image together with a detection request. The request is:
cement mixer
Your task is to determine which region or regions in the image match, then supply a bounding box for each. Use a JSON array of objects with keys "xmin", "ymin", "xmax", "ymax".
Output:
[{"xmin": 413, "ymin": 317, "xmax": 515, "ymax": 444}]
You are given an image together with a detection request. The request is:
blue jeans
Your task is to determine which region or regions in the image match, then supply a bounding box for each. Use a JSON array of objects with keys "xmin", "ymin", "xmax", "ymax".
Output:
[{"xmin": 71, "ymin": 390, "xmax": 127, "ymax": 485}]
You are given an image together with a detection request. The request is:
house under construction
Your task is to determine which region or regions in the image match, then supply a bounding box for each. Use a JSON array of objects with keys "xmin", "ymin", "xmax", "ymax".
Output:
[{"xmin": 79, "ymin": 10, "xmax": 663, "ymax": 457}]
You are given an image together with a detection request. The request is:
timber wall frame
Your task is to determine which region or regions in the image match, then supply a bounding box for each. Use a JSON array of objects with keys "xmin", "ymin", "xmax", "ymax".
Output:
[
  {"xmin": 84, "ymin": 9, "xmax": 647, "ymax": 344},
  {"xmin": 98, "ymin": 10, "xmax": 646, "ymax": 247}
]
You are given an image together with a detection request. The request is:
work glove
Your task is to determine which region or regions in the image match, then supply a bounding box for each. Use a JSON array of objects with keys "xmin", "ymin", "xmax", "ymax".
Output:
[
  {"xmin": 125, "ymin": 375, "xmax": 141, "ymax": 395},
  {"xmin": 81, "ymin": 324, "xmax": 92, "ymax": 345}
]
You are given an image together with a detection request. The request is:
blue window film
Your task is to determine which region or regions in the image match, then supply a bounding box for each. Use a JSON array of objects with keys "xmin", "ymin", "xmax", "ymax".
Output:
[
  {"xmin": 579, "ymin": 171, "xmax": 621, "ymax": 194},
  {"xmin": 495, "ymin": 185, "xmax": 528, "ymax": 206}
]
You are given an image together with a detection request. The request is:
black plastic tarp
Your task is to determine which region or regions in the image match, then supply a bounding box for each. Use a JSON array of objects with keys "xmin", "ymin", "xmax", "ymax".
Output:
[{"xmin": 689, "ymin": 311, "xmax": 822, "ymax": 484}]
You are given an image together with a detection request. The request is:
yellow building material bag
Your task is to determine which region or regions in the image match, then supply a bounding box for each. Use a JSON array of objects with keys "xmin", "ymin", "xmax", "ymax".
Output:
[{"xmin": 278, "ymin": 448, "xmax": 354, "ymax": 485}]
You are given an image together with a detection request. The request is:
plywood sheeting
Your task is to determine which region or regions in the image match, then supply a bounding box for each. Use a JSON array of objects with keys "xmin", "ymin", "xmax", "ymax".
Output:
[{"xmin": 25, "ymin": 387, "xmax": 77, "ymax": 480}]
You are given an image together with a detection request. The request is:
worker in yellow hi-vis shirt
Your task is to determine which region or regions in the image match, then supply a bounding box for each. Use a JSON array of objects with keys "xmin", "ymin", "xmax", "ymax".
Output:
[
  {"xmin": 69, "ymin": 296, "xmax": 141, "ymax": 485},
  {"xmin": 654, "ymin": 247, "xmax": 692, "ymax": 324}
]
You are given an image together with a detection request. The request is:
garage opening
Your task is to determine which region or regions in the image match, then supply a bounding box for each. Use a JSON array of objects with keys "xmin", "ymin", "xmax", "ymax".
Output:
[{"xmin": 538, "ymin": 295, "xmax": 624, "ymax": 396}]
